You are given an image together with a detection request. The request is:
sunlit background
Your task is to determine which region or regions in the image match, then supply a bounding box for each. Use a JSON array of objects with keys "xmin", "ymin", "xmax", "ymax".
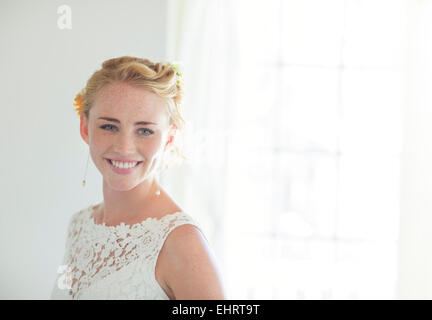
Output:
[{"xmin": 1, "ymin": 0, "xmax": 432, "ymax": 299}]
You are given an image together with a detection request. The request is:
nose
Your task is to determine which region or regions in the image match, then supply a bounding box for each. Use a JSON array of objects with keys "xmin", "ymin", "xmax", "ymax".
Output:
[{"xmin": 113, "ymin": 130, "xmax": 137, "ymax": 155}]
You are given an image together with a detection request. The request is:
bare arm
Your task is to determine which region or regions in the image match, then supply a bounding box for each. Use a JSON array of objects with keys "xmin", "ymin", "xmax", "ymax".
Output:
[{"xmin": 159, "ymin": 224, "xmax": 226, "ymax": 300}]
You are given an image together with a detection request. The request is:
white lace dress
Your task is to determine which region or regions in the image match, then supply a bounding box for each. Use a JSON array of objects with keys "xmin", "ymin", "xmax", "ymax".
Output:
[{"xmin": 50, "ymin": 204, "xmax": 204, "ymax": 300}]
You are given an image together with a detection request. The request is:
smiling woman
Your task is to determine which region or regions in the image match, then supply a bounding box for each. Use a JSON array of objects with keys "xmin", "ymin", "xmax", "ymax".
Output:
[{"xmin": 51, "ymin": 56, "xmax": 226, "ymax": 300}]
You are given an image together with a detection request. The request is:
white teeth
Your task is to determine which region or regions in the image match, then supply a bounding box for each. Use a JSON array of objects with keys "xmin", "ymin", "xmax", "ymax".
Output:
[{"xmin": 110, "ymin": 160, "xmax": 138, "ymax": 169}]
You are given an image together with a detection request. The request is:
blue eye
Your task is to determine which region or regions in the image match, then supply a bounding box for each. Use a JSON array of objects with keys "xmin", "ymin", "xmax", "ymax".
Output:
[
  {"xmin": 99, "ymin": 125, "xmax": 154, "ymax": 136},
  {"xmin": 138, "ymin": 128, "xmax": 154, "ymax": 136},
  {"xmin": 100, "ymin": 124, "xmax": 116, "ymax": 131}
]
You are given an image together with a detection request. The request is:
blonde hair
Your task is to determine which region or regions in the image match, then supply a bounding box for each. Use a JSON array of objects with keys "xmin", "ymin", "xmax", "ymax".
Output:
[{"xmin": 75, "ymin": 56, "xmax": 187, "ymax": 170}]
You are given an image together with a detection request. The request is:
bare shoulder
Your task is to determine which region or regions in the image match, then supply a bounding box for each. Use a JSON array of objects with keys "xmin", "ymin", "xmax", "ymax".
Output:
[{"xmin": 156, "ymin": 223, "xmax": 226, "ymax": 300}]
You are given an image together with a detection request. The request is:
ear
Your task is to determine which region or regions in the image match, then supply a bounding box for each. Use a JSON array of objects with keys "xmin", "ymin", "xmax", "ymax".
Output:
[
  {"xmin": 164, "ymin": 123, "xmax": 178, "ymax": 151},
  {"xmin": 80, "ymin": 115, "xmax": 90, "ymax": 145}
]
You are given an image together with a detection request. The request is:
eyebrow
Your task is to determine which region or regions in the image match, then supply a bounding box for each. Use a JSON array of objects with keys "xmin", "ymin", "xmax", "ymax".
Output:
[{"xmin": 98, "ymin": 117, "xmax": 157, "ymax": 125}]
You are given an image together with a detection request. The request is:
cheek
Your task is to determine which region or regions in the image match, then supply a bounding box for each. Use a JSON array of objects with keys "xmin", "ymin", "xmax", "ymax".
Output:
[
  {"xmin": 89, "ymin": 131, "xmax": 110, "ymax": 152},
  {"xmin": 141, "ymin": 137, "xmax": 165, "ymax": 160}
]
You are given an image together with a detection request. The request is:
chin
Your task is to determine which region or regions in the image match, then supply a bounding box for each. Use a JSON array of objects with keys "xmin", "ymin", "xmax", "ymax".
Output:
[{"xmin": 106, "ymin": 180, "xmax": 141, "ymax": 192}]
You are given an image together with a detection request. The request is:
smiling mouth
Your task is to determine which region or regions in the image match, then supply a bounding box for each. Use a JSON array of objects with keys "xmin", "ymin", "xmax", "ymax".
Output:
[{"xmin": 105, "ymin": 158, "xmax": 143, "ymax": 169}]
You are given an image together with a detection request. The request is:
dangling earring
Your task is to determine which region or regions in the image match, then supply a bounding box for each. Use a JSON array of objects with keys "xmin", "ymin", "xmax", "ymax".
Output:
[
  {"xmin": 155, "ymin": 189, "xmax": 160, "ymax": 196},
  {"xmin": 82, "ymin": 150, "xmax": 90, "ymax": 187}
]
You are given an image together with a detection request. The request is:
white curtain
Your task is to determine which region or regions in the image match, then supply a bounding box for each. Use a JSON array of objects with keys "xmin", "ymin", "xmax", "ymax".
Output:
[
  {"xmin": 397, "ymin": 0, "xmax": 432, "ymax": 299},
  {"xmin": 162, "ymin": 0, "xmax": 240, "ymax": 287}
]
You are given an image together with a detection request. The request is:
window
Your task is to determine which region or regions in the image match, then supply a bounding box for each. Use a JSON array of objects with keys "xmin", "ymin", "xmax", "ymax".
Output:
[{"xmin": 224, "ymin": 0, "xmax": 406, "ymax": 299}]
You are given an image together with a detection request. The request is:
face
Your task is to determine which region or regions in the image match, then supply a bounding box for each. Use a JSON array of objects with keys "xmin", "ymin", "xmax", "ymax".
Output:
[{"xmin": 80, "ymin": 81, "xmax": 176, "ymax": 190}]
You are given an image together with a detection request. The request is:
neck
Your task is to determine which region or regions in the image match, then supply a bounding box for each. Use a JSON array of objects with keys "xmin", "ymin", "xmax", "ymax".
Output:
[{"xmin": 99, "ymin": 177, "xmax": 161, "ymax": 225}]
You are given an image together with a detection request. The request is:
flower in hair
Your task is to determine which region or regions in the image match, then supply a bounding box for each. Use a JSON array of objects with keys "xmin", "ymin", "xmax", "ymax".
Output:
[
  {"xmin": 73, "ymin": 93, "xmax": 84, "ymax": 117},
  {"xmin": 170, "ymin": 62, "xmax": 183, "ymax": 86}
]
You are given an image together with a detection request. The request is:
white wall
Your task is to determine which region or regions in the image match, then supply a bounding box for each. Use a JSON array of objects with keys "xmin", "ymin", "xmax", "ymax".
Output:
[
  {"xmin": 0, "ymin": 0, "xmax": 167, "ymax": 299},
  {"xmin": 397, "ymin": 0, "xmax": 432, "ymax": 299}
]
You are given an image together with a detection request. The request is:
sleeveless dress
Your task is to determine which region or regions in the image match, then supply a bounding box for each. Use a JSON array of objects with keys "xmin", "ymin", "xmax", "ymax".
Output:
[{"xmin": 50, "ymin": 204, "xmax": 205, "ymax": 300}]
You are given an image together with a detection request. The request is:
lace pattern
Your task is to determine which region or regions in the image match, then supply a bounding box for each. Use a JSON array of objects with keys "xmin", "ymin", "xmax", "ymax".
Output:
[{"xmin": 51, "ymin": 204, "xmax": 203, "ymax": 300}]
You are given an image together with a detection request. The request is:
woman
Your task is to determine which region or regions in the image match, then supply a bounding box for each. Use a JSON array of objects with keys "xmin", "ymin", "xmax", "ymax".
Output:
[{"xmin": 50, "ymin": 56, "xmax": 225, "ymax": 300}]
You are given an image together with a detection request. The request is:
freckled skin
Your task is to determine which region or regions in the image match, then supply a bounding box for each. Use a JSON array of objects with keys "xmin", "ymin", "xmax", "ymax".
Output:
[
  {"xmin": 84, "ymin": 81, "xmax": 171, "ymax": 186},
  {"xmin": 79, "ymin": 81, "xmax": 177, "ymax": 225}
]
